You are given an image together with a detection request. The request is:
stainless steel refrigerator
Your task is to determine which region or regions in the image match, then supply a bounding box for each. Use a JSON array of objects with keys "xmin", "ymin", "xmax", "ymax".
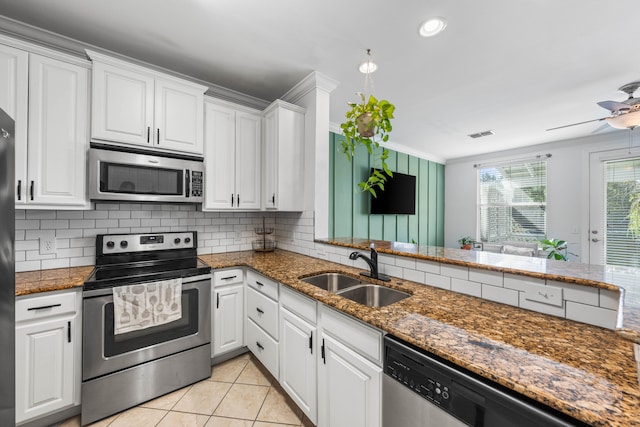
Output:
[{"xmin": 0, "ymin": 108, "xmax": 15, "ymax": 426}]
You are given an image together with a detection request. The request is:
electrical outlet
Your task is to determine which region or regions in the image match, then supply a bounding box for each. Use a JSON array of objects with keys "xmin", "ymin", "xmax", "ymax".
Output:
[
  {"xmin": 524, "ymin": 283, "xmax": 563, "ymax": 307},
  {"xmin": 40, "ymin": 231, "xmax": 56, "ymax": 255}
]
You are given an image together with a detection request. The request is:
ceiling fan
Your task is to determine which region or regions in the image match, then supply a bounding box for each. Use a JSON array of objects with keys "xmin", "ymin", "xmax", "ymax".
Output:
[{"xmin": 547, "ymin": 80, "xmax": 640, "ymax": 131}]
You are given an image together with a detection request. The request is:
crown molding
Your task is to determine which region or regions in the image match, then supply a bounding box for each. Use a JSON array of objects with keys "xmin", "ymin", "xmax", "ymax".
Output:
[{"xmin": 281, "ymin": 71, "xmax": 339, "ymax": 104}]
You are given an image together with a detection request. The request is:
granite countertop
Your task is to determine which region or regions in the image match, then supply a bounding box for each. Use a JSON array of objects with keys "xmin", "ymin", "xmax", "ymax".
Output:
[
  {"xmin": 319, "ymin": 237, "xmax": 640, "ymax": 344},
  {"xmin": 15, "ymin": 250, "xmax": 640, "ymax": 426}
]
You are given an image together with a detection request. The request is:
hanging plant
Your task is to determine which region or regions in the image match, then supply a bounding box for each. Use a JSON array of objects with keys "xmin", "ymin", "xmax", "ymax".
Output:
[{"xmin": 339, "ymin": 92, "xmax": 396, "ymax": 196}]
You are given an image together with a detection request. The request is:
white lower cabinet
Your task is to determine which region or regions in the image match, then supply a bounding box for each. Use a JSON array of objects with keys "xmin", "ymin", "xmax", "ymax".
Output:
[
  {"xmin": 212, "ymin": 269, "xmax": 245, "ymax": 357},
  {"xmin": 15, "ymin": 289, "xmax": 82, "ymax": 425},
  {"xmin": 279, "ymin": 286, "xmax": 317, "ymax": 424},
  {"xmin": 317, "ymin": 306, "xmax": 382, "ymax": 427}
]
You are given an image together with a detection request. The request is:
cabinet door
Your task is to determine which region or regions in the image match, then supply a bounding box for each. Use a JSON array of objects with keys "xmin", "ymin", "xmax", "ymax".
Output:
[
  {"xmin": 235, "ymin": 111, "xmax": 261, "ymax": 210},
  {"xmin": 263, "ymin": 107, "xmax": 278, "ymax": 209},
  {"xmin": 91, "ymin": 61, "xmax": 154, "ymax": 147},
  {"xmin": 27, "ymin": 54, "xmax": 88, "ymax": 207},
  {"xmin": 0, "ymin": 44, "xmax": 28, "ymax": 204},
  {"xmin": 280, "ymin": 307, "xmax": 317, "ymax": 424},
  {"xmin": 15, "ymin": 317, "xmax": 75, "ymax": 424},
  {"xmin": 155, "ymin": 79, "xmax": 204, "ymax": 155},
  {"xmin": 204, "ymin": 101, "xmax": 236, "ymax": 210},
  {"xmin": 318, "ymin": 334, "xmax": 382, "ymax": 427},
  {"xmin": 212, "ymin": 283, "xmax": 245, "ymax": 356}
]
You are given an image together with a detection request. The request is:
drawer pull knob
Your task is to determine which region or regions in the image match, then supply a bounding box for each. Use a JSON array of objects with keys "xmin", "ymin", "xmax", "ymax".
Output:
[
  {"xmin": 256, "ymin": 341, "xmax": 264, "ymax": 351},
  {"xmin": 256, "ymin": 307, "xmax": 264, "ymax": 314},
  {"xmin": 27, "ymin": 303, "xmax": 61, "ymax": 311}
]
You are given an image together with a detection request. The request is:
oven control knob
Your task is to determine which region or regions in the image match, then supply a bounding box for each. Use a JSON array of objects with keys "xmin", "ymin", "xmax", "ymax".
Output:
[
  {"xmin": 185, "ymin": 237, "xmax": 191, "ymax": 244},
  {"xmin": 106, "ymin": 241, "xmax": 115, "ymax": 249},
  {"xmin": 174, "ymin": 238, "xmax": 181, "ymax": 244},
  {"xmin": 120, "ymin": 240, "xmax": 128, "ymax": 249}
]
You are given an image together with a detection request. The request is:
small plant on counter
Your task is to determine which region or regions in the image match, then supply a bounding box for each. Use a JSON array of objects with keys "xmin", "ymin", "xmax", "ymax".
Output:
[
  {"xmin": 339, "ymin": 92, "xmax": 395, "ymax": 197},
  {"xmin": 539, "ymin": 238, "xmax": 576, "ymax": 261},
  {"xmin": 457, "ymin": 236, "xmax": 475, "ymax": 250}
]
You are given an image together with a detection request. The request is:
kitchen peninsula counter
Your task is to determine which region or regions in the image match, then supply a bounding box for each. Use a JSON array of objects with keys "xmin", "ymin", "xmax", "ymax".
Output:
[
  {"xmin": 319, "ymin": 237, "xmax": 640, "ymax": 345},
  {"xmin": 15, "ymin": 250, "xmax": 640, "ymax": 426}
]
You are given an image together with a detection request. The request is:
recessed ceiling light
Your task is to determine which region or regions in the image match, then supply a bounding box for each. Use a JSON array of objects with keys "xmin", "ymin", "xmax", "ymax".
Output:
[
  {"xmin": 359, "ymin": 60, "xmax": 378, "ymax": 74},
  {"xmin": 419, "ymin": 17, "xmax": 447, "ymax": 37}
]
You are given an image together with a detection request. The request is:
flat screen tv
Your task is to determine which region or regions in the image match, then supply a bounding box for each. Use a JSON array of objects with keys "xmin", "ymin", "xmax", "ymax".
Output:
[{"xmin": 370, "ymin": 168, "xmax": 416, "ymax": 215}]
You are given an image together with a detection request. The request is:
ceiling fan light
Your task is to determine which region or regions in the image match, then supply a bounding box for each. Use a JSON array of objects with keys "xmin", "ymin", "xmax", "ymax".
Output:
[
  {"xmin": 606, "ymin": 110, "xmax": 640, "ymax": 129},
  {"xmin": 359, "ymin": 60, "xmax": 378, "ymax": 74},
  {"xmin": 419, "ymin": 17, "xmax": 447, "ymax": 37}
]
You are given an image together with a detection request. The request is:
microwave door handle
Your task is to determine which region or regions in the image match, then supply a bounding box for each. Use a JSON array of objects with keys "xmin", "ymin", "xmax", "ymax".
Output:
[{"xmin": 185, "ymin": 170, "xmax": 190, "ymax": 198}]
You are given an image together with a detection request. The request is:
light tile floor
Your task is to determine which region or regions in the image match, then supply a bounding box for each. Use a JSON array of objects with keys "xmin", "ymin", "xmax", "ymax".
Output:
[{"xmin": 59, "ymin": 353, "xmax": 313, "ymax": 427}]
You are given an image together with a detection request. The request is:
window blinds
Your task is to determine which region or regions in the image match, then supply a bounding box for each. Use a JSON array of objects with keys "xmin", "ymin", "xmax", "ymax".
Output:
[{"xmin": 478, "ymin": 160, "xmax": 547, "ymax": 243}]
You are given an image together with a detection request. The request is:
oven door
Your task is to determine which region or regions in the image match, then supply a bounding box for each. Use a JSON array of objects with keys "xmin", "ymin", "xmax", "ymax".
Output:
[{"xmin": 82, "ymin": 276, "xmax": 210, "ymax": 381}]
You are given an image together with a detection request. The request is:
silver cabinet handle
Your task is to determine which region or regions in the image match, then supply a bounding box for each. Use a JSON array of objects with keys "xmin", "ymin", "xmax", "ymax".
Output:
[{"xmin": 592, "ymin": 238, "xmax": 600, "ymax": 242}]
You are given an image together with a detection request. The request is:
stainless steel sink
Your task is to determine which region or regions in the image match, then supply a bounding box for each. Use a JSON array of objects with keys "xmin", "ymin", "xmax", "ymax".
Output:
[
  {"xmin": 300, "ymin": 273, "xmax": 363, "ymax": 292},
  {"xmin": 336, "ymin": 284, "xmax": 410, "ymax": 307}
]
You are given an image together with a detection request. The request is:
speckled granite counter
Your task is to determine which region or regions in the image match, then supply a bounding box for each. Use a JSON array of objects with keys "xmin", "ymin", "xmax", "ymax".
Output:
[
  {"xmin": 15, "ymin": 266, "xmax": 93, "ymax": 296},
  {"xmin": 15, "ymin": 251, "xmax": 640, "ymax": 426},
  {"xmin": 319, "ymin": 237, "xmax": 640, "ymax": 345}
]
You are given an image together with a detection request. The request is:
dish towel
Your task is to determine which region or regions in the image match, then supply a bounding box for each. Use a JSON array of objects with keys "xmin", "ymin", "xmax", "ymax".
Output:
[{"xmin": 113, "ymin": 278, "xmax": 183, "ymax": 335}]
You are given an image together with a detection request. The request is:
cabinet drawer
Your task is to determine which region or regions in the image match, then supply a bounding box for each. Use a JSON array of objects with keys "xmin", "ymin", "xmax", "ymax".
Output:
[
  {"xmin": 213, "ymin": 268, "xmax": 244, "ymax": 286},
  {"xmin": 280, "ymin": 285, "xmax": 316, "ymax": 324},
  {"xmin": 16, "ymin": 291, "xmax": 77, "ymax": 323},
  {"xmin": 246, "ymin": 318, "xmax": 279, "ymax": 379},
  {"xmin": 247, "ymin": 286, "xmax": 278, "ymax": 339},
  {"xmin": 319, "ymin": 305, "xmax": 383, "ymax": 366},
  {"xmin": 246, "ymin": 269, "xmax": 278, "ymax": 301}
]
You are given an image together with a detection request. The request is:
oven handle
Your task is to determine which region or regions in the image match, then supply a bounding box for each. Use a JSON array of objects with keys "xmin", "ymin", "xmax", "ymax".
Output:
[{"xmin": 82, "ymin": 274, "xmax": 212, "ymax": 298}]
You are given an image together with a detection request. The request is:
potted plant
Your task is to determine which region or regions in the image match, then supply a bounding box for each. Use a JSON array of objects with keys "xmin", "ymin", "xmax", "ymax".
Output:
[
  {"xmin": 538, "ymin": 238, "xmax": 576, "ymax": 261},
  {"xmin": 339, "ymin": 92, "xmax": 395, "ymax": 196},
  {"xmin": 458, "ymin": 236, "xmax": 475, "ymax": 250}
]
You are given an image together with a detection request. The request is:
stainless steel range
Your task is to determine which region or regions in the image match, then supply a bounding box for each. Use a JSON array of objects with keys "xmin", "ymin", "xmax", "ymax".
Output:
[{"xmin": 81, "ymin": 231, "xmax": 211, "ymax": 426}]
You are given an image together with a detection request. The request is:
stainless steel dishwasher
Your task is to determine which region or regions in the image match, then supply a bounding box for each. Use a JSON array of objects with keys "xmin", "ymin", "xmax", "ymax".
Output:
[{"xmin": 383, "ymin": 335, "xmax": 589, "ymax": 427}]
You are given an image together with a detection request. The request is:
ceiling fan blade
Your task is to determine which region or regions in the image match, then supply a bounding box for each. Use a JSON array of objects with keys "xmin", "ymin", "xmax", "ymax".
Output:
[
  {"xmin": 597, "ymin": 100, "xmax": 631, "ymax": 113},
  {"xmin": 590, "ymin": 123, "xmax": 610, "ymax": 134},
  {"xmin": 546, "ymin": 117, "xmax": 609, "ymax": 131}
]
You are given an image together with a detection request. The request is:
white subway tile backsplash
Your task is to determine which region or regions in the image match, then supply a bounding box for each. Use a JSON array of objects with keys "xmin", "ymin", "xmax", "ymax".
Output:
[
  {"xmin": 600, "ymin": 289, "xmax": 620, "ymax": 310},
  {"xmin": 403, "ymin": 268, "xmax": 425, "ymax": 283},
  {"xmin": 396, "ymin": 257, "xmax": 417, "ymax": 269},
  {"xmin": 441, "ymin": 264, "xmax": 469, "ymax": 280},
  {"xmin": 566, "ymin": 302, "xmax": 617, "ymax": 329},
  {"xmin": 452, "ymin": 278, "xmax": 481, "ymax": 297},
  {"xmin": 40, "ymin": 219, "xmax": 69, "ymax": 229},
  {"xmin": 504, "ymin": 273, "xmax": 544, "ymax": 292},
  {"xmin": 380, "ymin": 264, "xmax": 403, "ymax": 278},
  {"xmin": 469, "ymin": 268, "xmax": 503, "ymax": 287},
  {"xmin": 25, "ymin": 210, "xmax": 56, "ymax": 220},
  {"xmin": 424, "ymin": 272, "xmax": 451, "ymax": 290},
  {"xmin": 482, "ymin": 284, "xmax": 519, "ymax": 306},
  {"xmin": 41, "ymin": 258, "xmax": 70, "ymax": 270}
]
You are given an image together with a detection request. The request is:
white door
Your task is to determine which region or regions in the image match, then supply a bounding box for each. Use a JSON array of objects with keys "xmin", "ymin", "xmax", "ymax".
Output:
[
  {"xmin": 318, "ymin": 334, "xmax": 381, "ymax": 427},
  {"xmin": 212, "ymin": 283, "xmax": 245, "ymax": 356},
  {"xmin": 263, "ymin": 107, "xmax": 278, "ymax": 209},
  {"xmin": 280, "ymin": 307, "xmax": 317, "ymax": 423},
  {"xmin": 15, "ymin": 318, "xmax": 75, "ymax": 423},
  {"xmin": 589, "ymin": 147, "xmax": 640, "ymax": 266},
  {"xmin": 91, "ymin": 61, "xmax": 154, "ymax": 147},
  {"xmin": 204, "ymin": 101, "xmax": 237, "ymax": 209},
  {"xmin": 27, "ymin": 54, "xmax": 88, "ymax": 207},
  {"xmin": 235, "ymin": 111, "xmax": 261, "ymax": 209},
  {"xmin": 155, "ymin": 79, "xmax": 204, "ymax": 155},
  {"xmin": 0, "ymin": 44, "xmax": 28, "ymax": 204}
]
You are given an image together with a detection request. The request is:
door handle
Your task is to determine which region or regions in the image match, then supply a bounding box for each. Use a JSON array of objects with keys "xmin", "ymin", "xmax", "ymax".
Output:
[
  {"xmin": 30, "ymin": 180, "xmax": 34, "ymax": 200},
  {"xmin": 147, "ymin": 126, "xmax": 150, "ymax": 143},
  {"xmin": 592, "ymin": 238, "xmax": 600, "ymax": 242},
  {"xmin": 231, "ymin": 193, "xmax": 234, "ymax": 207},
  {"xmin": 256, "ymin": 307, "xmax": 264, "ymax": 314},
  {"xmin": 17, "ymin": 180, "xmax": 21, "ymax": 200},
  {"xmin": 591, "ymin": 230, "xmax": 598, "ymax": 234}
]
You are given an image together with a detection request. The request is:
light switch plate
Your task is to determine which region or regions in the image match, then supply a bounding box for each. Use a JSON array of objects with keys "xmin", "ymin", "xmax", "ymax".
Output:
[{"xmin": 524, "ymin": 283, "xmax": 563, "ymax": 307}]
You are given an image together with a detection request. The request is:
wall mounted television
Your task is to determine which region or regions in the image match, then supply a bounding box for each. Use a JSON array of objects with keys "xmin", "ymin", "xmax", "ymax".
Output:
[{"xmin": 369, "ymin": 168, "xmax": 416, "ymax": 215}]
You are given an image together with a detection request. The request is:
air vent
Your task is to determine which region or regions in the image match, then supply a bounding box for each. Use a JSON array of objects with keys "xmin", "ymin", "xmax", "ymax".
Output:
[{"xmin": 468, "ymin": 130, "xmax": 495, "ymax": 139}]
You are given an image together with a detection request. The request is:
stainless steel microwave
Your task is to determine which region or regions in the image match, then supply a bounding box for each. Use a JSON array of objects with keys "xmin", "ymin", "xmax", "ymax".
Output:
[{"xmin": 88, "ymin": 146, "xmax": 204, "ymax": 203}]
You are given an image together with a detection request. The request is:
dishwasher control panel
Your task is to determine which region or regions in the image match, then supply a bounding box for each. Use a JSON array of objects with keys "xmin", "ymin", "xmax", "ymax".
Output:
[{"xmin": 384, "ymin": 339, "xmax": 453, "ymax": 408}]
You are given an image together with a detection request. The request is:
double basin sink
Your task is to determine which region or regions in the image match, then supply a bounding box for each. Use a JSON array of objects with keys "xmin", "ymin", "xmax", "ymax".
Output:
[{"xmin": 299, "ymin": 272, "xmax": 410, "ymax": 307}]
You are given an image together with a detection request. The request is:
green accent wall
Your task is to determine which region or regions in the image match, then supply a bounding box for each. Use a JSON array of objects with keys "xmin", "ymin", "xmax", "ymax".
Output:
[{"xmin": 329, "ymin": 132, "xmax": 445, "ymax": 245}]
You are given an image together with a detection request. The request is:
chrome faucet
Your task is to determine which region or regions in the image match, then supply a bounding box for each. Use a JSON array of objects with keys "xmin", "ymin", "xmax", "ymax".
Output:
[{"xmin": 349, "ymin": 246, "xmax": 391, "ymax": 282}]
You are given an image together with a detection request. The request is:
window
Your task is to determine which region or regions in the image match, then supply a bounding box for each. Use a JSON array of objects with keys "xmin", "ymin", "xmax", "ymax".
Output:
[
  {"xmin": 604, "ymin": 157, "xmax": 640, "ymax": 267},
  {"xmin": 478, "ymin": 159, "xmax": 547, "ymax": 243}
]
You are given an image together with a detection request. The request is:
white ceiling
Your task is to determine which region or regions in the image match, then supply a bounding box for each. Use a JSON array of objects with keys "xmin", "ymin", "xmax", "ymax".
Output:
[{"xmin": 1, "ymin": 0, "xmax": 639, "ymax": 162}]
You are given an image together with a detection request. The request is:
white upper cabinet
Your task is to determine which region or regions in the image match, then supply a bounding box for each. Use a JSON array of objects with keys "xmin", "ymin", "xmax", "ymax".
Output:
[
  {"xmin": 263, "ymin": 100, "xmax": 305, "ymax": 211},
  {"xmin": 204, "ymin": 98, "xmax": 261, "ymax": 210},
  {"xmin": 87, "ymin": 50, "xmax": 206, "ymax": 155},
  {"xmin": 0, "ymin": 38, "xmax": 89, "ymax": 209}
]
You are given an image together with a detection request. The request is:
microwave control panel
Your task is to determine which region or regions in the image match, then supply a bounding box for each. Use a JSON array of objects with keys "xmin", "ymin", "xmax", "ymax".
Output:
[{"xmin": 190, "ymin": 170, "xmax": 203, "ymax": 197}]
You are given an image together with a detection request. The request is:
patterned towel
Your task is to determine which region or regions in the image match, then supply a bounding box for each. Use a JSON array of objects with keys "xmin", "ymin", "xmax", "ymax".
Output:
[{"xmin": 112, "ymin": 278, "xmax": 183, "ymax": 335}]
